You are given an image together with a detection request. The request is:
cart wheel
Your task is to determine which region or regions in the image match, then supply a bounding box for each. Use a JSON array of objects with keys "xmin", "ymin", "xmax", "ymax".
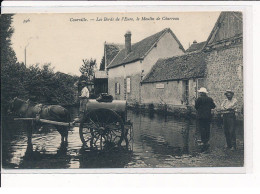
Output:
[{"xmin": 79, "ymin": 108, "xmax": 125, "ymax": 149}]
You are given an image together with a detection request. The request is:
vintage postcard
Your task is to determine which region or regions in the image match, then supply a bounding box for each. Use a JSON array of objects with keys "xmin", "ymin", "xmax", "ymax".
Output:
[{"xmin": 1, "ymin": 11, "xmax": 245, "ymax": 172}]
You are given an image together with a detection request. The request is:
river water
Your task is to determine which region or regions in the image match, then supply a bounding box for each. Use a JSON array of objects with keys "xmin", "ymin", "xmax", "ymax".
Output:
[{"xmin": 2, "ymin": 108, "xmax": 244, "ymax": 169}]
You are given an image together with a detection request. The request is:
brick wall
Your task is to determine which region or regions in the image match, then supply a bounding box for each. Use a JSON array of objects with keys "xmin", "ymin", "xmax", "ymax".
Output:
[{"xmin": 205, "ymin": 44, "xmax": 243, "ymax": 112}]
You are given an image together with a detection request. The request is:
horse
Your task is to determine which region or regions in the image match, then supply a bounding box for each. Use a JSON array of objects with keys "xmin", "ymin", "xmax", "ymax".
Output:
[{"xmin": 8, "ymin": 97, "xmax": 71, "ymax": 143}]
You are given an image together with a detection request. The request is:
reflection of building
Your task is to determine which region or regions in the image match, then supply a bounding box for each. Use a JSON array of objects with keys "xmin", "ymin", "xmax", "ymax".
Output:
[
  {"xmin": 106, "ymin": 28, "xmax": 185, "ymax": 103},
  {"xmin": 140, "ymin": 12, "xmax": 243, "ymax": 112}
]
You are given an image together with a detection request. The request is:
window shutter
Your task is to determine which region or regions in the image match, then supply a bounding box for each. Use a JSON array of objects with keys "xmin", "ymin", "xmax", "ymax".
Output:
[
  {"xmin": 126, "ymin": 77, "xmax": 131, "ymax": 93},
  {"xmin": 115, "ymin": 82, "xmax": 120, "ymax": 95}
]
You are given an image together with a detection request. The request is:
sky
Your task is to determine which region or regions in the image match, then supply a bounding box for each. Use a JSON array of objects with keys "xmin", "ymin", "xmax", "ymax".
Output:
[{"xmin": 11, "ymin": 12, "xmax": 220, "ymax": 76}]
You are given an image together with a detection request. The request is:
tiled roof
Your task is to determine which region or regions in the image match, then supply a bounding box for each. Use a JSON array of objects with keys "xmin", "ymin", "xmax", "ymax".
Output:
[
  {"xmin": 186, "ymin": 41, "xmax": 206, "ymax": 52},
  {"xmin": 104, "ymin": 43, "xmax": 124, "ymax": 67},
  {"xmin": 142, "ymin": 52, "xmax": 207, "ymax": 83},
  {"xmin": 107, "ymin": 28, "xmax": 185, "ymax": 69}
]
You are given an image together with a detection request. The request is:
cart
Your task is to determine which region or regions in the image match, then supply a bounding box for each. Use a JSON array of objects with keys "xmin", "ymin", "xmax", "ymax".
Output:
[{"xmin": 79, "ymin": 99, "xmax": 133, "ymax": 150}]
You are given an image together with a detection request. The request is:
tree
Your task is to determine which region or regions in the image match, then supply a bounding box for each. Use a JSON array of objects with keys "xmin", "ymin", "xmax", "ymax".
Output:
[
  {"xmin": 0, "ymin": 14, "xmax": 17, "ymax": 66},
  {"xmin": 1, "ymin": 14, "xmax": 29, "ymax": 112},
  {"xmin": 1, "ymin": 14, "xmax": 79, "ymax": 109},
  {"xmin": 79, "ymin": 58, "xmax": 97, "ymax": 82},
  {"xmin": 99, "ymin": 55, "xmax": 105, "ymax": 71}
]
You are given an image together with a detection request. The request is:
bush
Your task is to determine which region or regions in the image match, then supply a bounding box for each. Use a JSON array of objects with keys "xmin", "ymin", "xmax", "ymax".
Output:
[
  {"xmin": 1, "ymin": 14, "xmax": 79, "ymax": 114},
  {"xmin": 148, "ymin": 103, "xmax": 154, "ymax": 112},
  {"xmin": 157, "ymin": 103, "xmax": 168, "ymax": 113},
  {"xmin": 2, "ymin": 63, "xmax": 79, "ymax": 109}
]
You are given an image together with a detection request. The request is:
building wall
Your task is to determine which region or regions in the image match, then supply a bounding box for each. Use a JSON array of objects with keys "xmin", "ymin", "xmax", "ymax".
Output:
[
  {"xmin": 204, "ymin": 44, "xmax": 243, "ymax": 111},
  {"xmin": 141, "ymin": 31, "xmax": 184, "ymax": 76},
  {"xmin": 141, "ymin": 79, "xmax": 198, "ymax": 106},
  {"xmin": 108, "ymin": 61, "xmax": 142, "ymax": 102},
  {"xmin": 108, "ymin": 31, "xmax": 184, "ymax": 103}
]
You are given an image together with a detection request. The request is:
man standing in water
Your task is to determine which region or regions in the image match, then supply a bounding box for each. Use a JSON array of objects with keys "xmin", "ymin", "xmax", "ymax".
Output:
[
  {"xmin": 221, "ymin": 90, "xmax": 238, "ymax": 150},
  {"xmin": 195, "ymin": 87, "xmax": 216, "ymax": 150}
]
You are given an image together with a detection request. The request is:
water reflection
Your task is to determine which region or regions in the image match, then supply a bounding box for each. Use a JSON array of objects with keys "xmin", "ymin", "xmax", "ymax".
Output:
[
  {"xmin": 19, "ymin": 140, "xmax": 71, "ymax": 169},
  {"xmin": 2, "ymin": 108, "xmax": 244, "ymax": 168},
  {"xmin": 78, "ymin": 147, "xmax": 133, "ymax": 168}
]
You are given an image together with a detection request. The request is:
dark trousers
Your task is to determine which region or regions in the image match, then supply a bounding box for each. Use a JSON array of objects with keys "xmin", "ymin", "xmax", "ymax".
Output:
[
  {"xmin": 223, "ymin": 113, "xmax": 236, "ymax": 148},
  {"xmin": 198, "ymin": 118, "xmax": 211, "ymax": 144}
]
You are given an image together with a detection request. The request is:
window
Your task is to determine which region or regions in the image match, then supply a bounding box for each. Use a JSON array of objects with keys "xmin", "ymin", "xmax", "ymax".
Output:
[
  {"xmin": 115, "ymin": 82, "xmax": 120, "ymax": 95},
  {"xmin": 126, "ymin": 77, "xmax": 131, "ymax": 93}
]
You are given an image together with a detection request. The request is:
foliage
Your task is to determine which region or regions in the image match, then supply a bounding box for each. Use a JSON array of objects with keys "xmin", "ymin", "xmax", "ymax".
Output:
[
  {"xmin": 79, "ymin": 58, "xmax": 97, "ymax": 82},
  {"xmin": 0, "ymin": 14, "xmax": 17, "ymax": 66},
  {"xmin": 24, "ymin": 64, "xmax": 79, "ymax": 105},
  {"xmin": 1, "ymin": 14, "xmax": 24, "ymax": 111},
  {"xmin": 1, "ymin": 14, "xmax": 79, "ymax": 114},
  {"xmin": 99, "ymin": 55, "xmax": 105, "ymax": 71}
]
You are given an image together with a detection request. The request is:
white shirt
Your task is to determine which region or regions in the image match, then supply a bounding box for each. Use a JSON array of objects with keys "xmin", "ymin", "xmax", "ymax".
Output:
[
  {"xmin": 81, "ymin": 86, "xmax": 89, "ymax": 98},
  {"xmin": 221, "ymin": 97, "xmax": 238, "ymax": 112}
]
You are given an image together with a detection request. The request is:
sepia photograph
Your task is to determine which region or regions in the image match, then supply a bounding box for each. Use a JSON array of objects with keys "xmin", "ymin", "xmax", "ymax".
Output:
[{"xmin": 1, "ymin": 11, "xmax": 244, "ymax": 170}]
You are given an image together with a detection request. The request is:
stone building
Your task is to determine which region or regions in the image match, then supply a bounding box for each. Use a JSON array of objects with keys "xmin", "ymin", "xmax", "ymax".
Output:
[
  {"xmin": 141, "ymin": 11, "xmax": 243, "ymax": 113},
  {"xmin": 203, "ymin": 11, "xmax": 243, "ymax": 111},
  {"xmin": 106, "ymin": 28, "xmax": 185, "ymax": 103}
]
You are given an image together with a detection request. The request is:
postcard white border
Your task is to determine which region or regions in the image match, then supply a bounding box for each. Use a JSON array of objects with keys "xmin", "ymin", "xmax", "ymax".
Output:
[{"xmin": 0, "ymin": 1, "xmax": 254, "ymax": 177}]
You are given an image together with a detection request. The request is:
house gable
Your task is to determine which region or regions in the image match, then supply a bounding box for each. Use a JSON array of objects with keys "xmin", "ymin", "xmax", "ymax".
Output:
[
  {"xmin": 203, "ymin": 12, "xmax": 243, "ymax": 50},
  {"xmin": 141, "ymin": 29, "xmax": 185, "ymax": 76},
  {"xmin": 104, "ymin": 43, "xmax": 124, "ymax": 68},
  {"xmin": 107, "ymin": 28, "xmax": 185, "ymax": 69}
]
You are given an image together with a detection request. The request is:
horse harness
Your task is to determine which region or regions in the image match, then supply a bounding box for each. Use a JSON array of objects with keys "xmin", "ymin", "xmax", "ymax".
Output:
[
  {"xmin": 22, "ymin": 102, "xmax": 50, "ymax": 121},
  {"xmin": 34, "ymin": 104, "xmax": 54, "ymax": 121}
]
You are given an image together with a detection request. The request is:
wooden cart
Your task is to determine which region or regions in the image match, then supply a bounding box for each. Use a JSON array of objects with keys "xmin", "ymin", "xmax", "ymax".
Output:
[{"xmin": 79, "ymin": 99, "xmax": 133, "ymax": 150}]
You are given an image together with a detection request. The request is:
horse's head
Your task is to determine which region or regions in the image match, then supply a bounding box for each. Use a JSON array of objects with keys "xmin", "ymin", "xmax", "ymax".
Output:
[{"xmin": 8, "ymin": 97, "xmax": 29, "ymax": 116}]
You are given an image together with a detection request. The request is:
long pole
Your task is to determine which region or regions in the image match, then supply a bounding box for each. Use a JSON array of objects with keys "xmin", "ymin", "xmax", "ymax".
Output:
[{"xmin": 24, "ymin": 47, "xmax": 27, "ymax": 66}]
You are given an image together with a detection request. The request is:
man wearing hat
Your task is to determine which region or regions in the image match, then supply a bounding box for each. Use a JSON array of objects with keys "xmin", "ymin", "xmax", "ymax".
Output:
[
  {"xmin": 221, "ymin": 90, "xmax": 238, "ymax": 150},
  {"xmin": 195, "ymin": 87, "xmax": 216, "ymax": 149}
]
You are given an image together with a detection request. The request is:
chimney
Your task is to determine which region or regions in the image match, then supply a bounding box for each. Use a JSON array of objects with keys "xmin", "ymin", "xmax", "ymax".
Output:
[
  {"xmin": 193, "ymin": 40, "xmax": 197, "ymax": 44},
  {"xmin": 125, "ymin": 31, "xmax": 132, "ymax": 54}
]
